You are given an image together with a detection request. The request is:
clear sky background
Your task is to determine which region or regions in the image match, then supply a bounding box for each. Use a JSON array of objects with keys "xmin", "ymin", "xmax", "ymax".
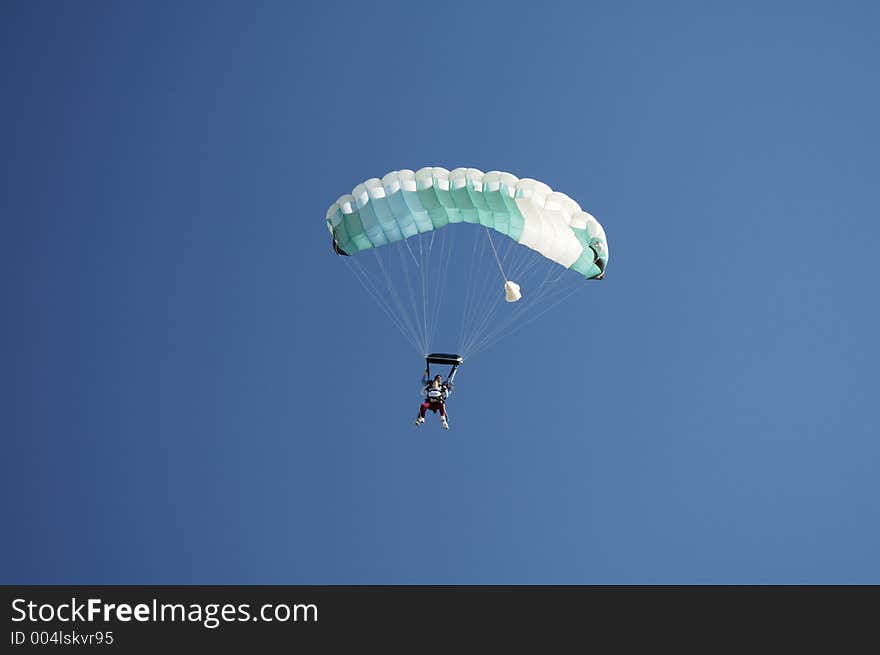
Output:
[{"xmin": 3, "ymin": 0, "xmax": 878, "ymax": 584}]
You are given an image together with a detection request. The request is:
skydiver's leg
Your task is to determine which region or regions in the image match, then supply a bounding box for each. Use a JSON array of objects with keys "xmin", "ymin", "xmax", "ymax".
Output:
[
  {"xmin": 439, "ymin": 403, "xmax": 449, "ymax": 429},
  {"xmin": 415, "ymin": 402, "xmax": 430, "ymax": 426}
]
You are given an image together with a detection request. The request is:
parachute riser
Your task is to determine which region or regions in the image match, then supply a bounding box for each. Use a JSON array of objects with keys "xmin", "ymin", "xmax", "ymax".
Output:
[{"xmin": 426, "ymin": 353, "xmax": 463, "ymax": 382}]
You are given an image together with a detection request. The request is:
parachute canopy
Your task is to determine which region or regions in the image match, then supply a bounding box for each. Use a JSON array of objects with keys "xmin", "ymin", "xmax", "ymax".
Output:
[
  {"xmin": 327, "ymin": 167, "xmax": 607, "ymax": 280},
  {"xmin": 327, "ymin": 166, "xmax": 608, "ymax": 359}
]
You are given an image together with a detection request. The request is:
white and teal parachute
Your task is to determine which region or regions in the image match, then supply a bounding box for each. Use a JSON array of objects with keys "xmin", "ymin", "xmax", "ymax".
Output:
[{"xmin": 326, "ymin": 167, "xmax": 609, "ymax": 359}]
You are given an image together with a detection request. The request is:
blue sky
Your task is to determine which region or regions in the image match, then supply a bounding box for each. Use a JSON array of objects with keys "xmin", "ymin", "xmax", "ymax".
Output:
[{"xmin": 3, "ymin": 0, "xmax": 879, "ymax": 583}]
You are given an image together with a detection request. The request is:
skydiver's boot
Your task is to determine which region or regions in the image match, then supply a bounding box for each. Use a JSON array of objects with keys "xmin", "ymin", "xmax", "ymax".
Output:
[
  {"xmin": 414, "ymin": 416, "xmax": 425, "ymax": 426},
  {"xmin": 441, "ymin": 417, "xmax": 449, "ymax": 430}
]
